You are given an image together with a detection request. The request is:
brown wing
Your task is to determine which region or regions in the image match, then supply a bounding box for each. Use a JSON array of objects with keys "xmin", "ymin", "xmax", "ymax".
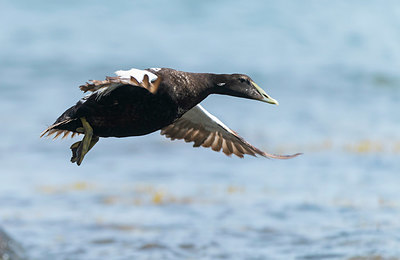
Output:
[{"xmin": 161, "ymin": 105, "xmax": 301, "ymax": 159}]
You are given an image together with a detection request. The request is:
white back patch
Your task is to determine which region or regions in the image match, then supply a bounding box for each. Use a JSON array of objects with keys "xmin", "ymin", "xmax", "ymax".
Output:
[{"xmin": 115, "ymin": 68, "xmax": 158, "ymax": 82}]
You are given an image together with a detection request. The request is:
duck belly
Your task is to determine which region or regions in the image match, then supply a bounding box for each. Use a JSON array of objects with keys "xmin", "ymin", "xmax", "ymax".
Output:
[{"xmin": 86, "ymin": 103, "xmax": 177, "ymax": 137}]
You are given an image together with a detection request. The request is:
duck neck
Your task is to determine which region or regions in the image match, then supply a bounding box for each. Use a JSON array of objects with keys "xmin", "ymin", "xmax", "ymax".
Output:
[
  {"xmin": 207, "ymin": 73, "xmax": 231, "ymax": 94},
  {"xmin": 169, "ymin": 72, "xmax": 219, "ymax": 115}
]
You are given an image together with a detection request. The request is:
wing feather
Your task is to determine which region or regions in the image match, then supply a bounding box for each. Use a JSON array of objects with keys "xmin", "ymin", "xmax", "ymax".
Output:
[
  {"xmin": 202, "ymin": 132, "xmax": 216, "ymax": 148},
  {"xmin": 160, "ymin": 105, "xmax": 301, "ymax": 159},
  {"xmin": 78, "ymin": 68, "xmax": 162, "ymax": 99},
  {"xmin": 221, "ymin": 139, "xmax": 231, "ymax": 155},
  {"xmin": 193, "ymin": 132, "xmax": 208, "ymax": 147},
  {"xmin": 211, "ymin": 134, "xmax": 223, "ymax": 152}
]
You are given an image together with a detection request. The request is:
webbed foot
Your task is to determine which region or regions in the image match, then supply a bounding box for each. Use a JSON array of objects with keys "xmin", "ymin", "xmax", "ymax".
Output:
[{"xmin": 70, "ymin": 117, "xmax": 99, "ymax": 165}]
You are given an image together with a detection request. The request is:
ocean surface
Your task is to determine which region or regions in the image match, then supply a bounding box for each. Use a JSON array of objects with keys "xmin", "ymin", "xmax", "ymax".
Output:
[{"xmin": 1, "ymin": 1, "xmax": 400, "ymax": 259}]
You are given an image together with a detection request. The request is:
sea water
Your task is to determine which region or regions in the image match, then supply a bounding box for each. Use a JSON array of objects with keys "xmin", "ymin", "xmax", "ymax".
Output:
[{"xmin": 1, "ymin": 1, "xmax": 400, "ymax": 259}]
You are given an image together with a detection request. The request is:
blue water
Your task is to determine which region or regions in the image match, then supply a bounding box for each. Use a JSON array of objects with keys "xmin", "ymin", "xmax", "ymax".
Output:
[{"xmin": 1, "ymin": 1, "xmax": 400, "ymax": 259}]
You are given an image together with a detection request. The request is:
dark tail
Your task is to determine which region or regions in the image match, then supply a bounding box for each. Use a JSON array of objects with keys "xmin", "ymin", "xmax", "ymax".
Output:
[{"xmin": 40, "ymin": 105, "xmax": 82, "ymax": 139}]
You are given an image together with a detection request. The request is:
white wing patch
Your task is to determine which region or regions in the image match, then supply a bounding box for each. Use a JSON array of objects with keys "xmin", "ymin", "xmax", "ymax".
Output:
[
  {"xmin": 115, "ymin": 68, "xmax": 158, "ymax": 83},
  {"xmin": 78, "ymin": 68, "xmax": 162, "ymax": 101},
  {"xmin": 191, "ymin": 105, "xmax": 235, "ymax": 135}
]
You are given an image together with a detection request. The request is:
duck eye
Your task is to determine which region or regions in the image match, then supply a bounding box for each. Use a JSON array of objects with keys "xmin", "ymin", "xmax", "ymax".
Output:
[{"xmin": 239, "ymin": 78, "xmax": 250, "ymax": 85}]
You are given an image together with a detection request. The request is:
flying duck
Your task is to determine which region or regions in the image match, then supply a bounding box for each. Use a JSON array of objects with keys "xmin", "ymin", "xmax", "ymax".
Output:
[{"xmin": 41, "ymin": 68, "xmax": 300, "ymax": 165}]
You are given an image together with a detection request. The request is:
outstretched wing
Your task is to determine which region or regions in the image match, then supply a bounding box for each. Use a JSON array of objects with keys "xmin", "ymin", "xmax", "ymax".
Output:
[
  {"xmin": 79, "ymin": 68, "xmax": 162, "ymax": 97},
  {"xmin": 161, "ymin": 105, "xmax": 301, "ymax": 159}
]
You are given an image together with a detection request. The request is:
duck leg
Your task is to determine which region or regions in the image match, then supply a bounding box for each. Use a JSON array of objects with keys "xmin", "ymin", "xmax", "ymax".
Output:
[
  {"xmin": 70, "ymin": 136, "xmax": 99, "ymax": 165},
  {"xmin": 70, "ymin": 117, "xmax": 98, "ymax": 165}
]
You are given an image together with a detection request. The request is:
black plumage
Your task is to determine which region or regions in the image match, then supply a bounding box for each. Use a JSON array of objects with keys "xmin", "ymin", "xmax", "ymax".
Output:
[{"xmin": 41, "ymin": 68, "xmax": 300, "ymax": 165}]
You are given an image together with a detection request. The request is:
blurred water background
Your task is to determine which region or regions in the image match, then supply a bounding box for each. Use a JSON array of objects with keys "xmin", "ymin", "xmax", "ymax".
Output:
[{"xmin": 1, "ymin": 1, "xmax": 400, "ymax": 259}]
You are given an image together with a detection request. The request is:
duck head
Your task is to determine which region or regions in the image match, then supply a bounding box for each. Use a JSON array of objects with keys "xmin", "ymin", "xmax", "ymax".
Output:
[{"xmin": 212, "ymin": 74, "xmax": 279, "ymax": 105}]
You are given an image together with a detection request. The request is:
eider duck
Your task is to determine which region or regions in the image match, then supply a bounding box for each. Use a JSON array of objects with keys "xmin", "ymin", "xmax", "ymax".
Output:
[{"xmin": 41, "ymin": 68, "xmax": 300, "ymax": 165}]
